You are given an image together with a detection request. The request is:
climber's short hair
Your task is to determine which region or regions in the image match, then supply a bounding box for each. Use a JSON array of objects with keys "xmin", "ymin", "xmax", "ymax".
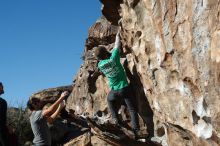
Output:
[
  {"xmin": 27, "ymin": 99, "xmax": 35, "ymax": 111},
  {"xmin": 93, "ymin": 46, "xmax": 110, "ymax": 60},
  {"xmin": 0, "ymin": 82, "xmax": 2, "ymax": 86},
  {"xmin": 27, "ymin": 98, "xmax": 40, "ymax": 111}
]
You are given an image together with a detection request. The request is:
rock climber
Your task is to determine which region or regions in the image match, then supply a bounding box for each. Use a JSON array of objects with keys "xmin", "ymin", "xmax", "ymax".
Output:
[
  {"xmin": 27, "ymin": 91, "xmax": 69, "ymax": 146},
  {"xmin": 94, "ymin": 26, "xmax": 143, "ymax": 140}
]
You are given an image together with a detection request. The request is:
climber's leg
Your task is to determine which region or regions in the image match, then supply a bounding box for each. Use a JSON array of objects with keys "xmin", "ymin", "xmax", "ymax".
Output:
[
  {"xmin": 107, "ymin": 90, "xmax": 120, "ymax": 124},
  {"xmin": 122, "ymin": 86, "xmax": 139, "ymax": 131}
]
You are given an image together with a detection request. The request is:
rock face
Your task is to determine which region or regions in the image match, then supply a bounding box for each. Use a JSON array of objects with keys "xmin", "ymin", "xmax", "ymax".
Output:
[
  {"xmin": 28, "ymin": 0, "xmax": 220, "ymax": 146},
  {"xmin": 65, "ymin": 0, "xmax": 220, "ymax": 146}
]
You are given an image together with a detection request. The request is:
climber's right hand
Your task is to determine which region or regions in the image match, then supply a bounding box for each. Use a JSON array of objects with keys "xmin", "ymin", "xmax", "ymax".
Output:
[{"xmin": 60, "ymin": 91, "xmax": 69, "ymax": 99}]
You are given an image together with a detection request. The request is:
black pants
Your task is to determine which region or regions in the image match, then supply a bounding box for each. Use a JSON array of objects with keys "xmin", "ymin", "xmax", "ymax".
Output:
[
  {"xmin": 0, "ymin": 97, "xmax": 8, "ymax": 146},
  {"xmin": 107, "ymin": 86, "xmax": 139, "ymax": 131}
]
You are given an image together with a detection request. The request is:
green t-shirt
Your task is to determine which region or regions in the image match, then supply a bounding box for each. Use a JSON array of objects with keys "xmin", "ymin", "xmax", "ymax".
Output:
[{"xmin": 98, "ymin": 48, "xmax": 128, "ymax": 90}]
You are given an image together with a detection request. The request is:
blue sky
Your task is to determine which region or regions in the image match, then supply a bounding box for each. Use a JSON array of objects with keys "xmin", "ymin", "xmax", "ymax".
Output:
[{"xmin": 0, "ymin": 0, "xmax": 101, "ymax": 107}]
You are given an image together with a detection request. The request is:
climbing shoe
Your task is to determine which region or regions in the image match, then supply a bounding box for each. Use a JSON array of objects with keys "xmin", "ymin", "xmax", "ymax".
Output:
[{"xmin": 133, "ymin": 129, "xmax": 148, "ymax": 140}]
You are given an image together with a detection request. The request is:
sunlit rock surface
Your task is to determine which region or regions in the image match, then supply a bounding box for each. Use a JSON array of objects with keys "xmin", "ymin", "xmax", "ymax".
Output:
[
  {"xmin": 29, "ymin": 0, "xmax": 220, "ymax": 145},
  {"xmin": 66, "ymin": 0, "xmax": 220, "ymax": 145}
]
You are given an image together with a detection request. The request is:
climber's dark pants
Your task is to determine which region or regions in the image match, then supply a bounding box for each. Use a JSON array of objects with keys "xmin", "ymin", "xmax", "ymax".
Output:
[{"xmin": 107, "ymin": 85, "xmax": 139, "ymax": 131}]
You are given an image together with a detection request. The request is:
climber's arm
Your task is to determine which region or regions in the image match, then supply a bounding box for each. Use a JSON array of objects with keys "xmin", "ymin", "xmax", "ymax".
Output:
[
  {"xmin": 46, "ymin": 101, "xmax": 65, "ymax": 124},
  {"xmin": 114, "ymin": 30, "xmax": 121, "ymax": 50},
  {"xmin": 113, "ymin": 18, "xmax": 122, "ymax": 52},
  {"xmin": 110, "ymin": 29, "xmax": 121, "ymax": 61},
  {"xmin": 42, "ymin": 91, "xmax": 68, "ymax": 118}
]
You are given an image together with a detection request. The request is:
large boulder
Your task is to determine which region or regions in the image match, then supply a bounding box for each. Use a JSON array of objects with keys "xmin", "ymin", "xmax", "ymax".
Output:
[
  {"xmin": 28, "ymin": 0, "xmax": 220, "ymax": 145},
  {"xmin": 66, "ymin": 0, "xmax": 220, "ymax": 146}
]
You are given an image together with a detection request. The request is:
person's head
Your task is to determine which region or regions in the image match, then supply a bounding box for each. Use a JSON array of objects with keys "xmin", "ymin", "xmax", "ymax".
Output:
[
  {"xmin": 27, "ymin": 98, "xmax": 41, "ymax": 111},
  {"xmin": 93, "ymin": 46, "xmax": 111, "ymax": 60},
  {"xmin": 0, "ymin": 82, "xmax": 4, "ymax": 95}
]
